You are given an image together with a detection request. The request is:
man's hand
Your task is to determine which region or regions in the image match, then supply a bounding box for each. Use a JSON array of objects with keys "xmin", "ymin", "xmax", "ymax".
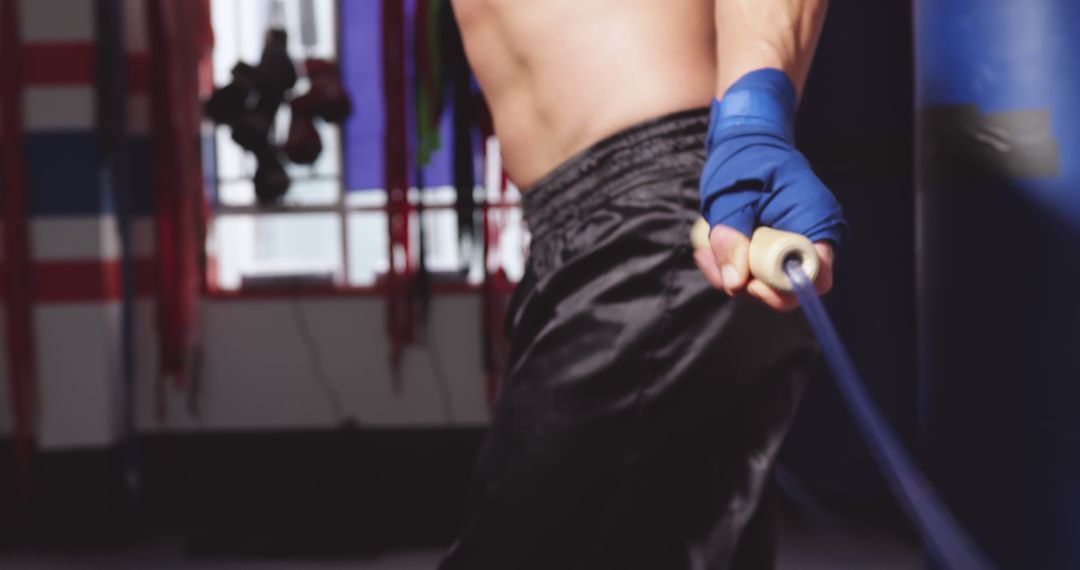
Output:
[
  {"xmin": 693, "ymin": 224, "xmax": 834, "ymax": 311},
  {"xmin": 705, "ymin": 0, "xmax": 838, "ymax": 310},
  {"xmin": 697, "ymin": 69, "xmax": 845, "ymax": 311}
]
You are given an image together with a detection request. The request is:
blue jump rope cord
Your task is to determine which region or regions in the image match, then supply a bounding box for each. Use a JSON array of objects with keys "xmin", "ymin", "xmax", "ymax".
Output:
[{"xmin": 784, "ymin": 259, "xmax": 995, "ymax": 570}]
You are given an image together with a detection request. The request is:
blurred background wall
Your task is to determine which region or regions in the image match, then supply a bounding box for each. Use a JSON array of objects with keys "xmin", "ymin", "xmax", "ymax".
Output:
[{"xmin": 0, "ymin": 0, "xmax": 920, "ymax": 560}]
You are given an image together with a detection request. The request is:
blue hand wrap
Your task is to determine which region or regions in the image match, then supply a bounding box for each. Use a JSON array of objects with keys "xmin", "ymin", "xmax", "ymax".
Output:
[{"xmin": 700, "ymin": 68, "xmax": 846, "ymax": 245}]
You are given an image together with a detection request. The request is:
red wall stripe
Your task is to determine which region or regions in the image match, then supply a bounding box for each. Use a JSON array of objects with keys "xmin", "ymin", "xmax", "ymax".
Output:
[
  {"xmin": 33, "ymin": 258, "xmax": 156, "ymax": 303},
  {"xmin": 126, "ymin": 52, "xmax": 149, "ymax": 94},
  {"xmin": 22, "ymin": 43, "xmax": 95, "ymax": 86},
  {"xmin": 21, "ymin": 44, "xmax": 146, "ymax": 93}
]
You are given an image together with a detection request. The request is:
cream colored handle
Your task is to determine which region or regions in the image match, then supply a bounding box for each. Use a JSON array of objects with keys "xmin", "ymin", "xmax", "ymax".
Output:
[
  {"xmin": 690, "ymin": 217, "xmax": 712, "ymax": 250},
  {"xmin": 690, "ymin": 218, "xmax": 819, "ymax": 292}
]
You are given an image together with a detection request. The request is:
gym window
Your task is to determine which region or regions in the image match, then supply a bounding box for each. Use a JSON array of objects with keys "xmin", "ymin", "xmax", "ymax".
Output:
[{"xmin": 205, "ymin": 0, "xmax": 526, "ymax": 293}]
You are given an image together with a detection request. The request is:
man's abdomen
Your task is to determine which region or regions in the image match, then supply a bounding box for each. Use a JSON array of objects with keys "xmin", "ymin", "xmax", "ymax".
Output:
[{"xmin": 453, "ymin": 0, "xmax": 718, "ymax": 189}]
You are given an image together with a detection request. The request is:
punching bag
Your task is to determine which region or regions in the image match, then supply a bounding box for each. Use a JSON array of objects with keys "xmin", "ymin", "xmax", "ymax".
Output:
[{"xmin": 915, "ymin": 1, "xmax": 1080, "ymax": 567}]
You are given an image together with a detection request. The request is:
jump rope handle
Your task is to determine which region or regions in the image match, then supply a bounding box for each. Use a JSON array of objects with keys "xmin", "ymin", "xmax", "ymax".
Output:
[{"xmin": 690, "ymin": 218, "xmax": 819, "ymax": 292}]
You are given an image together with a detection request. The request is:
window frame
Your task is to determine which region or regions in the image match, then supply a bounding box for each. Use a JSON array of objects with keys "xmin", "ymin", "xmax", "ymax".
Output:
[{"xmin": 203, "ymin": 0, "xmax": 524, "ymax": 300}]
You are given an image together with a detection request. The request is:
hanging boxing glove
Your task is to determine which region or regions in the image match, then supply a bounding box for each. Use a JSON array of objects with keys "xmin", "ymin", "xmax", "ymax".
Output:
[
  {"xmin": 292, "ymin": 58, "xmax": 352, "ymax": 124},
  {"xmin": 254, "ymin": 148, "xmax": 290, "ymax": 205},
  {"xmin": 284, "ymin": 113, "xmax": 323, "ymax": 165},
  {"xmin": 230, "ymin": 112, "xmax": 272, "ymax": 154},
  {"xmin": 205, "ymin": 62, "xmax": 258, "ymax": 124},
  {"xmin": 253, "ymin": 29, "xmax": 298, "ymax": 125}
]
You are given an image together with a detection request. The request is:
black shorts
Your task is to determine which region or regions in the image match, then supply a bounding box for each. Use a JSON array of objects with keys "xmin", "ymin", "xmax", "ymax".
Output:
[{"xmin": 441, "ymin": 109, "xmax": 816, "ymax": 570}]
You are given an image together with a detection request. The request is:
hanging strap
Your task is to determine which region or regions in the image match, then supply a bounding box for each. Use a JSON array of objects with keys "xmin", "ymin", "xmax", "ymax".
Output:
[
  {"xmin": 0, "ymin": 0, "xmax": 37, "ymax": 504},
  {"xmin": 147, "ymin": 0, "xmax": 212, "ymax": 417},
  {"xmin": 383, "ymin": 0, "xmax": 412, "ymax": 382},
  {"xmin": 442, "ymin": 3, "xmax": 476, "ymax": 253}
]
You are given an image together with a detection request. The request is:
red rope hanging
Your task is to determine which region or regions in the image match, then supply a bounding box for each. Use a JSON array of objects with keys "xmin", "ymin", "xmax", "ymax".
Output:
[
  {"xmin": 0, "ymin": 0, "xmax": 38, "ymax": 503},
  {"xmin": 382, "ymin": 0, "xmax": 413, "ymax": 383},
  {"xmin": 146, "ymin": 0, "xmax": 212, "ymax": 415}
]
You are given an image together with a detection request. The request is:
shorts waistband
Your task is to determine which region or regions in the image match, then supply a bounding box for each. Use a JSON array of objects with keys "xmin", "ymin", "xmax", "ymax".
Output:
[{"xmin": 522, "ymin": 107, "xmax": 710, "ymax": 240}]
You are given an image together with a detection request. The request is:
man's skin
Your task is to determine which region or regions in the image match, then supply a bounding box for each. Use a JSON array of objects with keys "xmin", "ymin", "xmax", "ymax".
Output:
[{"xmin": 453, "ymin": 0, "xmax": 834, "ymax": 310}]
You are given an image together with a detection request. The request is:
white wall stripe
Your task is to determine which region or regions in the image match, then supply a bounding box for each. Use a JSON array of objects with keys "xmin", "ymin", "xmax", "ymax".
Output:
[
  {"xmin": 140, "ymin": 296, "xmax": 490, "ymax": 432},
  {"xmin": 24, "ymin": 86, "xmax": 95, "ymax": 132},
  {"xmin": 20, "ymin": 0, "xmax": 95, "ymax": 43},
  {"xmin": 32, "ymin": 217, "xmax": 108, "ymax": 260},
  {"xmin": 33, "ymin": 216, "xmax": 156, "ymax": 261},
  {"xmin": 23, "ymin": 92, "xmax": 149, "ymax": 137},
  {"xmin": 129, "ymin": 216, "xmax": 156, "ymax": 257},
  {"xmin": 124, "ymin": 0, "xmax": 148, "ymax": 54},
  {"xmin": 127, "ymin": 93, "xmax": 150, "ymax": 136},
  {"xmin": 36, "ymin": 302, "xmax": 120, "ymax": 449}
]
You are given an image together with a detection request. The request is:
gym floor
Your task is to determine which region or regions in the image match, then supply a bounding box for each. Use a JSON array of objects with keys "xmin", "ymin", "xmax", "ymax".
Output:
[{"xmin": 0, "ymin": 521, "xmax": 920, "ymax": 569}]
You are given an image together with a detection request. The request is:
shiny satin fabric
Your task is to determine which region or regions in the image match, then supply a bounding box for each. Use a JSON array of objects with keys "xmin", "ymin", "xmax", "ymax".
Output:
[{"xmin": 440, "ymin": 109, "xmax": 817, "ymax": 570}]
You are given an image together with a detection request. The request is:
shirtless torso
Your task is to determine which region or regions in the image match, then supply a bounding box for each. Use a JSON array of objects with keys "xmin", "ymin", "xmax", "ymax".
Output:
[
  {"xmin": 440, "ymin": 3, "xmax": 837, "ymax": 569},
  {"xmin": 452, "ymin": 0, "xmax": 718, "ymax": 189}
]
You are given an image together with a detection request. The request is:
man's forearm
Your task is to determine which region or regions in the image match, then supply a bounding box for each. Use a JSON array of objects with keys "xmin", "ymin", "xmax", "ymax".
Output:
[{"xmin": 714, "ymin": 0, "xmax": 828, "ymax": 97}]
